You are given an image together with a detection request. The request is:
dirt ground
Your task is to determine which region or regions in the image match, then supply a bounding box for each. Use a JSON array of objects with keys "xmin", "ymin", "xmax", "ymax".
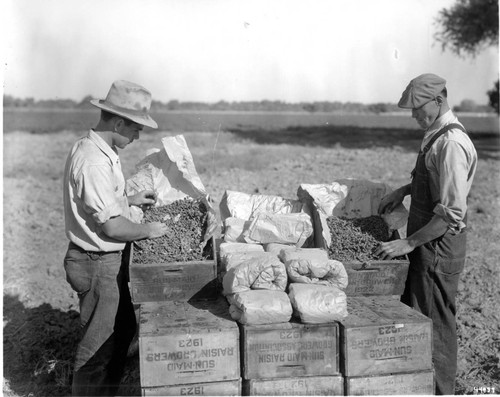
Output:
[{"xmin": 3, "ymin": 125, "xmax": 500, "ymax": 395}]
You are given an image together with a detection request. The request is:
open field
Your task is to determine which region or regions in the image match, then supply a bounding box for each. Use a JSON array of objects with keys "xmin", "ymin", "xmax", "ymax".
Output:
[
  {"xmin": 3, "ymin": 110, "xmax": 500, "ymax": 395},
  {"xmin": 4, "ymin": 108, "xmax": 499, "ymax": 134}
]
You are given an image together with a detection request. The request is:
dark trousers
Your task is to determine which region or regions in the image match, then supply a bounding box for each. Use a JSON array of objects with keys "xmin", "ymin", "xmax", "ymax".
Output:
[
  {"xmin": 64, "ymin": 242, "xmax": 136, "ymax": 396},
  {"xmin": 402, "ymin": 231, "xmax": 466, "ymax": 395}
]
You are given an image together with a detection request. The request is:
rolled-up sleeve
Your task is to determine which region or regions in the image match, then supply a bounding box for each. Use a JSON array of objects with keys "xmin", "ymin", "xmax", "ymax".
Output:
[
  {"xmin": 76, "ymin": 163, "xmax": 126, "ymax": 225},
  {"xmin": 429, "ymin": 139, "xmax": 470, "ymax": 232}
]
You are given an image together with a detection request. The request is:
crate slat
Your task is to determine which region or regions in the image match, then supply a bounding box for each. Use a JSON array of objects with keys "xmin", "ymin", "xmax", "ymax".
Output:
[
  {"xmin": 142, "ymin": 379, "xmax": 241, "ymax": 396},
  {"xmin": 243, "ymin": 375, "xmax": 343, "ymax": 396},
  {"xmin": 345, "ymin": 370, "xmax": 434, "ymax": 395}
]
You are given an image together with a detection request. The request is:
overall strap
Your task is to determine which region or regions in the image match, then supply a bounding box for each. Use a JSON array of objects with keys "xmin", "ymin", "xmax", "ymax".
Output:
[
  {"xmin": 422, "ymin": 123, "xmax": 467, "ymax": 154},
  {"xmin": 411, "ymin": 123, "xmax": 467, "ymax": 179}
]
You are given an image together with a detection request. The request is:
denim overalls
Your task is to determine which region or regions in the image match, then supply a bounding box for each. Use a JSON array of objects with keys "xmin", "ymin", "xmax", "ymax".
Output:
[{"xmin": 401, "ymin": 123, "xmax": 468, "ymax": 395}]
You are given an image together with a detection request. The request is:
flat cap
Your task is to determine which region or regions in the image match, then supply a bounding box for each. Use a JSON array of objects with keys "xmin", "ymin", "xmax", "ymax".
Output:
[{"xmin": 398, "ymin": 73, "xmax": 446, "ymax": 109}]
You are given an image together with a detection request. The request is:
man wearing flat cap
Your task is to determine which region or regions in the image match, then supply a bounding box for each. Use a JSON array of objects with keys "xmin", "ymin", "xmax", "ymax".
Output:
[
  {"xmin": 376, "ymin": 73, "xmax": 477, "ymax": 395},
  {"xmin": 63, "ymin": 80, "xmax": 169, "ymax": 396}
]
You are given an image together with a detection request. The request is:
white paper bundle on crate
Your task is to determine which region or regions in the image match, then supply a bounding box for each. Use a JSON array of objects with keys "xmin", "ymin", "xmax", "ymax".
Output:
[
  {"xmin": 227, "ymin": 290, "xmax": 293, "ymax": 325},
  {"xmin": 243, "ymin": 211, "xmax": 313, "ymax": 246},
  {"xmin": 264, "ymin": 243, "xmax": 296, "ymax": 255},
  {"xmin": 220, "ymin": 190, "xmax": 304, "ymax": 220},
  {"xmin": 222, "ymin": 255, "xmax": 287, "ymax": 295},
  {"xmin": 223, "ymin": 217, "xmax": 251, "ymax": 243},
  {"xmin": 219, "ymin": 242, "xmax": 265, "ymax": 270},
  {"xmin": 223, "ymin": 251, "xmax": 278, "ymax": 273},
  {"xmin": 219, "ymin": 190, "xmax": 314, "ymax": 247},
  {"xmin": 288, "ymin": 283, "xmax": 348, "ymax": 324},
  {"xmin": 279, "ymin": 248, "xmax": 348, "ymax": 290}
]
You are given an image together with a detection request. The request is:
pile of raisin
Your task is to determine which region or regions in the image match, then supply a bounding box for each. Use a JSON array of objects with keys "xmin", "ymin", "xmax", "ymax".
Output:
[
  {"xmin": 326, "ymin": 215, "xmax": 391, "ymax": 262},
  {"xmin": 133, "ymin": 197, "xmax": 209, "ymax": 263}
]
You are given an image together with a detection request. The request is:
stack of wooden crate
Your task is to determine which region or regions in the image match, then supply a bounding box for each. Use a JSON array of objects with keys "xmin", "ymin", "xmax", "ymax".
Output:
[
  {"xmin": 308, "ymin": 202, "xmax": 435, "ymax": 395},
  {"xmin": 128, "ymin": 193, "xmax": 435, "ymax": 395},
  {"xmin": 129, "ymin": 238, "xmax": 242, "ymax": 396},
  {"xmin": 339, "ymin": 296, "xmax": 434, "ymax": 395}
]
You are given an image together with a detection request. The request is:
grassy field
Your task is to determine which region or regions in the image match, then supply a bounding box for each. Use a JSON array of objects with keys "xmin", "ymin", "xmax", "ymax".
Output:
[
  {"xmin": 4, "ymin": 108, "xmax": 499, "ymax": 134},
  {"xmin": 3, "ymin": 109, "xmax": 500, "ymax": 396}
]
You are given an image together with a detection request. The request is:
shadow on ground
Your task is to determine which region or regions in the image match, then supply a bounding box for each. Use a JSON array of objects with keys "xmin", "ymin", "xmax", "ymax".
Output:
[
  {"xmin": 228, "ymin": 125, "xmax": 500, "ymax": 160},
  {"xmin": 3, "ymin": 294, "xmax": 140, "ymax": 396}
]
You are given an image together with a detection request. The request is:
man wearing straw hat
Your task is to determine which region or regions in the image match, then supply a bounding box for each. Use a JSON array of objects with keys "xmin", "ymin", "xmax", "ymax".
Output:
[
  {"xmin": 375, "ymin": 73, "xmax": 477, "ymax": 395},
  {"xmin": 63, "ymin": 80, "xmax": 168, "ymax": 396}
]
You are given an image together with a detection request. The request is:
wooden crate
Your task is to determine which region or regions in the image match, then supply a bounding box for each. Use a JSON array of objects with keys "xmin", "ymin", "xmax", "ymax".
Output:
[
  {"xmin": 345, "ymin": 370, "xmax": 434, "ymax": 395},
  {"xmin": 142, "ymin": 379, "xmax": 241, "ymax": 396},
  {"xmin": 339, "ymin": 297, "xmax": 432, "ymax": 377},
  {"xmin": 139, "ymin": 298, "xmax": 240, "ymax": 387},
  {"xmin": 243, "ymin": 375, "xmax": 343, "ymax": 396},
  {"xmin": 129, "ymin": 237, "xmax": 219, "ymax": 303},
  {"xmin": 240, "ymin": 321, "xmax": 339, "ymax": 380},
  {"xmin": 311, "ymin": 206, "xmax": 410, "ymax": 296},
  {"xmin": 343, "ymin": 259, "xmax": 409, "ymax": 296}
]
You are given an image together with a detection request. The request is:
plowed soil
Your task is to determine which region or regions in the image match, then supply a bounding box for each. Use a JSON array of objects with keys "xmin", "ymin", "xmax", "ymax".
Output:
[{"xmin": 3, "ymin": 122, "xmax": 499, "ymax": 395}]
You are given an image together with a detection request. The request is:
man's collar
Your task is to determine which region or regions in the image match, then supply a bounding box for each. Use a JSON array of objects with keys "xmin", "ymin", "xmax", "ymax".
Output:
[
  {"xmin": 88, "ymin": 129, "xmax": 119, "ymax": 161},
  {"xmin": 421, "ymin": 110, "xmax": 457, "ymax": 148},
  {"xmin": 426, "ymin": 109, "xmax": 454, "ymax": 132}
]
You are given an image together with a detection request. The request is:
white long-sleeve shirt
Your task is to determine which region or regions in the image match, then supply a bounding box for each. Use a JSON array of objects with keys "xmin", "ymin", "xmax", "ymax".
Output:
[
  {"xmin": 63, "ymin": 129, "xmax": 130, "ymax": 251},
  {"xmin": 421, "ymin": 110, "xmax": 477, "ymax": 232}
]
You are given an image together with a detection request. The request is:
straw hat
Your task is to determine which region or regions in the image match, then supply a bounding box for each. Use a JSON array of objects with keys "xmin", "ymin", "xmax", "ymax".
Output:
[{"xmin": 90, "ymin": 80, "xmax": 158, "ymax": 129}]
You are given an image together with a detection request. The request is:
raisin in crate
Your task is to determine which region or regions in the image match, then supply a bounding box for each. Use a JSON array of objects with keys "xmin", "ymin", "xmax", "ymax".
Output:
[
  {"xmin": 129, "ymin": 236, "xmax": 218, "ymax": 303},
  {"xmin": 310, "ymin": 205, "xmax": 410, "ymax": 296}
]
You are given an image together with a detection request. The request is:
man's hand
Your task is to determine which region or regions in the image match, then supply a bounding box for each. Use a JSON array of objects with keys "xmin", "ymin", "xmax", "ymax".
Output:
[
  {"xmin": 147, "ymin": 221, "xmax": 169, "ymax": 239},
  {"xmin": 374, "ymin": 239, "xmax": 415, "ymax": 260},
  {"xmin": 378, "ymin": 187, "xmax": 406, "ymax": 215},
  {"xmin": 128, "ymin": 190, "xmax": 157, "ymax": 209}
]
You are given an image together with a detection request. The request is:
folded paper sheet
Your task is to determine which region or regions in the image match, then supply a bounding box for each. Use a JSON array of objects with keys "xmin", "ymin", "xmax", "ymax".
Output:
[
  {"xmin": 243, "ymin": 212, "xmax": 313, "ymax": 247},
  {"xmin": 220, "ymin": 190, "xmax": 303, "ymax": 221},
  {"xmin": 126, "ymin": 135, "xmax": 217, "ymax": 246},
  {"xmin": 223, "ymin": 217, "xmax": 251, "ymax": 243}
]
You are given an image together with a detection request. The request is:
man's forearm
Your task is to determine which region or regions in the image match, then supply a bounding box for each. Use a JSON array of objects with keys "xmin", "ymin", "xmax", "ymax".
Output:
[
  {"xmin": 406, "ymin": 215, "xmax": 449, "ymax": 248},
  {"xmin": 101, "ymin": 216, "xmax": 153, "ymax": 242},
  {"xmin": 399, "ymin": 183, "xmax": 411, "ymax": 197}
]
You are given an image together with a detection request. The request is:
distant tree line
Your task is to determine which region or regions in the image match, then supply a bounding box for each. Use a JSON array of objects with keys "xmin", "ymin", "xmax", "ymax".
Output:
[{"xmin": 3, "ymin": 94, "xmax": 495, "ymax": 114}]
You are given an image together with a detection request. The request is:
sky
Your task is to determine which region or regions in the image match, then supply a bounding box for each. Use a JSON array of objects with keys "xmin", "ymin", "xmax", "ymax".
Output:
[{"xmin": 3, "ymin": 0, "xmax": 499, "ymax": 107}]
